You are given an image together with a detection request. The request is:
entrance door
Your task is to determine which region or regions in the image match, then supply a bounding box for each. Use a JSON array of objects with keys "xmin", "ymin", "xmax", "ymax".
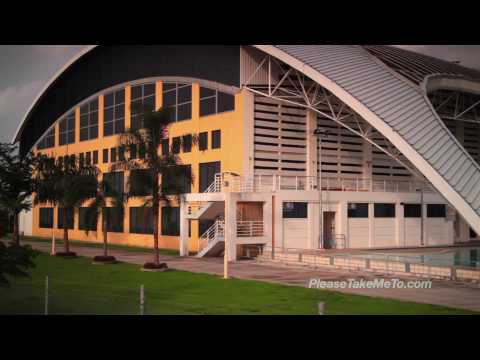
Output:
[
  {"xmin": 323, "ymin": 212, "xmax": 336, "ymax": 249},
  {"xmin": 199, "ymin": 161, "xmax": 221, "ymax": 192}
]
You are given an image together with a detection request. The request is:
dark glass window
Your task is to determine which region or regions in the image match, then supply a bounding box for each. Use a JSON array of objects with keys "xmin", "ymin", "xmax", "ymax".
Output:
[
  {"xmin": 374, "ymin": 203, "xmax": 395, "ymax": 218},
  {"xmin": 427, "ymin": 204, "xmax": 446, "ymax": 218},
  {"xmin": 80, "ymin": 99, "xmax": 99, "ymax": 141},
  {"xmin": 118, "ymin": 146, "xmax": 125, "ymax": 161},
  {"xmin": 104, "ymin": 89, "xmax": 125, "ymax": 136},
  {"xmin": 39, "ymin": 208, "xmax": 54, "ymax": 228},
  {"xmin": 37, "ymin": 128, "xmax": 55, "ymax": 150},
  {"xmin": 172, "ymin": 137, "xmax": 181, "ymax": 154},
  {"xmin": 130, "ymin": 207, "xmax": 154, "ymax": 234},
  {"xmin": 79, "ymin": 153, "xmax": 85, "ymax": 167},
  {"xmin": 103, "ymin": 207, "xmax": 124, "ymax": 232},
  {"xmin": 162, "ymin": 165, "xmax": 191, "ymax": 194},
  {"xmin": 79, "ymin": 207, "xmax": 97, "ymax": 231},
  {"xmin": 59, "ymin": 112, "xmax": 75, "ymax": 145},
  {"xmin": 138, "ymin": 143, "xmax": 146, "ymax": 159},
  {"xmin": 161, "ymin": 207, "xmax": 180, "ymax": 236},
  {"xmin": 199, "ymin": 132, "xmax": 208, "ymax": 151},
  {"xmin": 199, "ymin": 220, "xmax": 215, "ymax": 236},
  {"xmin": 162, "ymin": 83, "xmax": 192, "ymax": 122},
  {"xmin": 110, "ymin": 148, "xmax": 117, "ymax": 163},
  {"xmin": 85, "ymin": 152, "xmax": 91, "ymax": 166},
  {"xmin": 92, "ymin": 150, "xmax": 98, "ymax": 165},
  {"xmin": 161, "ymin": 139, "xmax": 169, "ymax": 155},
  {"xmin": 129, "ymin": 144, "xmax": 137, "ymax": 160},
  {"xmin": 348, "ymin": 203, "xmax": 369, "ymax": 218},
  {"xmin": 199, "ymin": 161, "xmax": 220, "ymax": 192},
  {"xmin": 199, "ymin": 87, "xmax": 235, "ymax": 116},
  {"xmin": 404, "ymin": 204, "xmax": 421, "ymax": 218},
  {"xmin": 131, "ymin": 83, "xmax": 156, "ymax": 130},
  {"xmin": 282, "ymin": 202, "xmax": 308, "ymax": 218},
  {"xmin": 104, "ymin": 172, "xmax": 124, "ymax": 196},
  {"xmin": 103, "ymin": 149, "xmax": 109, "ymax": 163},
  {"xmin": 57, "ymin": 207, "xmax": 74, "ymax": 229},
  {"xmin": 182, "ymin": 134, "xmax": 192, "ymax": 153},
  {"xmin": 470, "ymin": 228, "xmax": 478, "ymax": 239},
  {"xmin": 211, "ymin": 130, "xmax": 221, "ymax": 149},
  {"xmin": 129, "ymin": 169, "xmax": 154, "ymax": 196}
]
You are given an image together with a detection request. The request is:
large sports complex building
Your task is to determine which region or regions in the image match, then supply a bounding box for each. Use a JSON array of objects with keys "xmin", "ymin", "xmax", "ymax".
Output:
[{"xmin": 14, "ymin": 45, "xmax": 480, "ymax": 260}]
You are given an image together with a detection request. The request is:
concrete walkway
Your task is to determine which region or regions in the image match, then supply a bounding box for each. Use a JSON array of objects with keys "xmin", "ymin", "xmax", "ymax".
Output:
[{"xmin": 23, "ymin": 241, "xmax": 480, "ymax": 312}]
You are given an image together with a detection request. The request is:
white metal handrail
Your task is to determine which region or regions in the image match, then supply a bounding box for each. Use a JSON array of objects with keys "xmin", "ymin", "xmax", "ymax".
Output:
[
  {"xmin": 236, "ymin": 220, "xmax": 264, "ymax": 237},
  {"xmin": 198, "ymin": 220, "xmax": 224, "ymax": 252}
]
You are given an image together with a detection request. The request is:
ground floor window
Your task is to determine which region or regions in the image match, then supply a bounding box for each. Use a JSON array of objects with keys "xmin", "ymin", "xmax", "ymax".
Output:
[
  {"xmin": 374, "ymin": 203, "xmax": 395, "ymax": 218},
  {"xmin": 39, "ymin": 208, "xmax": 54, "ymax": 228},
  {"xmin": 282, "ymin": 202, "xmax": 308, "ymax": 218},
  {"xmin": 130, "ymin": 207, "xmax": 154, "ymax": 234},
  {"xmin": 161, "ymin": 207, "xmax": 179, "ymax": 236},
  {"xmin": 404, "ymin": 204, "xmax": 422, "ymax": 218},
  {"xmin": 79, "ymin": 207, "xmax": 97, "ymax": 231},
  {"xmin": 103, "ymin": 207, "xmax": 124, "ymax": 232},
  {"xmin": 427, "ymin": 204, "xmax": 446, "ymax": 218},
  {"xmin": 347, "ymin": 203, "xmax": 368, "ymax": 218},
  {"xmin": 57, "ymin": 207, "xmax": 74, "ymax": 229}
]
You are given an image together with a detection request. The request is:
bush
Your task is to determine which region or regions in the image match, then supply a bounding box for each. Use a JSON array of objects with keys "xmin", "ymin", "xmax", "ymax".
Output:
[
  {"xmin": 0, "ymin": 211, "xmax": 8, "ymax": 238},
  {"xmin": 0, "ymin": 242, "xmax": 37, "ymax": 287}
]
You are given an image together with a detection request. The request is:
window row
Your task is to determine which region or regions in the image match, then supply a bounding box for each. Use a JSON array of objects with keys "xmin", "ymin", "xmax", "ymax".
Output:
[
  {"xmin": 39, "ymin": 206, "xmax": 181, "ymax": 236},
  {"xmin": 37, "ymin": 83, "xmax": 235, "ymax": 150},
  {"xmin": 347, "ymin": 203, "xmax": 447, "ymax": 218}
]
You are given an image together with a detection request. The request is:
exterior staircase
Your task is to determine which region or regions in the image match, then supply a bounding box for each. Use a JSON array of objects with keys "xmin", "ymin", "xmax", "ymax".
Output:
[{"xmin": 196, "ymin": 220, "xmax": 225, "ymax": 257}]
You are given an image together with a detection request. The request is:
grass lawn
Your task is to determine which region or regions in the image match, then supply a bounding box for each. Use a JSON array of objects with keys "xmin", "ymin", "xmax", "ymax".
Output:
[
  {"xmin": 4, "ymin": 234, "xmax": 181, "ymax": 256},
  {"xmin": 0, "ymin": 253, "xmax": 476, "ymax": 315}
]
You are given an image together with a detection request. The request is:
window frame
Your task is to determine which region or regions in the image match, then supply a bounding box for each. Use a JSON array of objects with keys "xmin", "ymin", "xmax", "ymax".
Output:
[
  {"xmin": 59, "ymin": 112, "xmax": 75, "ymax": 146},
  {"xmin": 79, "ymin": 99, "xmax": 99, "ymax": 141},
  {"xmin": 103, "ymin": 89, "xmax": 125, "ymax": 137}
]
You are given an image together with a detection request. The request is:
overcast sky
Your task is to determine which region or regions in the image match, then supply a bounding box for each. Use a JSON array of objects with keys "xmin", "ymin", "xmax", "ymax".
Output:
[{"xmin": 1, "ymin": 45, "xmax": 480, "ymax": 144}]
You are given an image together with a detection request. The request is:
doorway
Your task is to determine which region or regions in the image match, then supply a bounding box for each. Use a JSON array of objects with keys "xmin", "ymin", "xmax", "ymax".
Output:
[{"xmin": 323, "ymin": 212, "xmax": 336, "ymax": 249}]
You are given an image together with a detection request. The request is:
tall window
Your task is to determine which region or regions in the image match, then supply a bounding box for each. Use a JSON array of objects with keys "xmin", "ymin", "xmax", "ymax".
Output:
[
  {"xmin": 102, "ymin": 149, "xmax": 109, "ymax": 163},
  {"xmin": 59, "ymin": 112, "xmax": 75, "ymax": 145},
  {"xmin": 161, "ymin": 139, "xmax": 169, "ymax": 155},
  {"xmin": 79, "ymin": 99, "xmax": 99, "ymax": 141},
  {"xmin": 162, "ymin": 165, "xmax": 191, "ymax": 194},
  {"xmin": 39, "ymin": 208, "xmax": 54, "ymax": 228},
  {"xmin": 93, "ymin": 150, "xmax": 99, "ymax": 165},
  {"xmin": 57, "ymin": 207, "xmax": 74, "ymax": 229},
  {"xmin": 130, "ymin": 207, "xmax": 154, "ymax": 234},
  {"xmin": 199, "ymin": 161, "xmax": 220, "ymax": 192},
  {"xmin": 172, "ymin": 137, "xmax": 181, "ymax": 154},
  {"xmin": 129, "ymin": 169, "xmax": 154, "ymax": 196},
  {"xmin": 103, "ymin": 208, "xmax": 124, "ymax": 232},
  {"xmin": 103, "ymin": 172, "xmax": 124, "ymax": 196},
  {"xmin": 161, "ymin": 207, "xmax": 180, "ymax": 236},
  {"xmin": 79, "ymin": 207, "xmax": 97, "ymax": 231},
  {"xmin": 182, "ymin": 134, "xmax": 192, "ymax": 153},
  {"xmin": 212, "ymin": 130, "xmax": 221, "ymax": 149},
  {"xmin": 199, "ymin": 132, "xmax": 208, "ymax": 151},
  {"xmin": 199, "ymin": 87, "xmax": 235, "ymax": 117},
  {"xmin": 131, "ymin": 83, "xmax": 156, "ymax": 130},
  {"xmin": 162, "ymin": 83, "xmax": 192, "ymax": 122},
  {"xmin": 37, "ymin": 128, "xmax": 55, "ymax": 150},
  {"xmin": 104, "ymin": 89, "xmax": 125, "ymax": 136}
]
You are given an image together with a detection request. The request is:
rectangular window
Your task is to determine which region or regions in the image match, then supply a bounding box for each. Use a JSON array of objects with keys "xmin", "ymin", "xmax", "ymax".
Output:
[
  {"xmin": 129, "ymin": 144, "xmax": 137, "ymax": 160},
  {"xmin": 161, "ymin": 207, "xmax": 180, "ymax": 236},
  {"xmin": 92, "ymin": 150, "xmax": 98, "ymax": 165},
  {"xmin": 104, "ymin": 172, "xmax": 124, "ymax": 196},
  {"xmin": 211, "ymin": 130, "xmax": 221, "ymax": 149},
  {"xmin": 162, "ymin": 83, "xmax": 192, "ymax": 122},
  {"xmin": 39, "ymin": 208, "xmax": 54, "ymax": 228},
  {"xmin": 161, "ymin": 138, "xmax": 169, "ymax": 155},
  {"xmin": 199, "ymin": 132, "xmax": 208, "ymax": 151},
  {"xmin": 57, "ymin": 207, "xmax": 74, "ymax": 229},
  {"xmin": 118, "ymin": 146, "xmax": 125, "ymax": 161},
  {"xmin": 79, "ymin": 207, "xmax": 97, "ymax": 231},
  {"xmin": 103, "ymin": 207, "xmax": 124, "ymax": 232},
  {"xmin": 427, "ymin": 204, "xmax": 446, "ymax": 218},
  {"xmin": 103, "ymin": 89, "xmax": 125, "ymax": 136},
  {"xmin": 59, "ymin": 112, "xmax": 75, "ymax": 145},
  {"xmin": 182, "ymin": 134, "xmax": 192, "ymax": 153},
  {"xmin": 172, "ymin": 137, "xmax": 181, "ymax": 154},
  {"xmin": 129, "ymin": 207, "xmax": 154, "ymax": 234},
  {"xmin": 131, "ymin": 83, "xmax": 156, "ymax": 130},
  {"xmin": 162, "ymin": 165, "xmax": 191, "ymax": 194},
  {"xmin": 199, "ymin": 161, "xmax": 220, "ymax": 192},
  {"xmin": 282, "ymin": 202, "xmax": 308, "ymax": 218},
  {"xmin": 110, "ymin": 148, "xmax": 117, "ymax": 163},
  {"xmin": 348, "ymin": 203, "xmax": 369, "ymax": 218},
  {"xmin": 374, "ymin": 203, "xmax": 395, "ymax": 218},
  {"xmin": 138, "ymin": 143, "xmax": 146, "ymax": 159},
  {"xmin": 79, "ymin": 153, "xmax": 85, "ymax": 167},
  {"xmin": 103, "ymin": 149, "xmax": 109, "ymax": 163},
  {"xmin": 85, "ymin": 152, "xmax": 91, "ymax": 166},
  {"xmin": 37, "ymin": 128, "xmax": 55, "ymax": 150},
  {"xmin": 404, "ymin": 204, "xmax": 421, "ymax": 218},
  {"xmin": 199, "ymin": 87, "xmax": 235, "ymax": 116},
  {"xmin": 129, "ymin": 169, "xmax": 154, "ymax": 196},
  {"xmin": 80, "ymin": 99, "xmax": 99, "ymax": 141}
]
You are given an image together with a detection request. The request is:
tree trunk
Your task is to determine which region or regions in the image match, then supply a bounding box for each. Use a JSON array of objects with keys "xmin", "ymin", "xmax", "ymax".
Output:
[
  {"xmin": 13, "ymin": 213, "xmax": 19, "ymax": 246},
  {"xmin": 103, "ymin": 211, "xmax": 108, "ymax": 257},
  {"xmin": 63, "ymin": 210, "xmax": 69, "ymax": 253},
  {"xmin": 153, "ymin": 204, "xmax": 160, "ymax": 265}
]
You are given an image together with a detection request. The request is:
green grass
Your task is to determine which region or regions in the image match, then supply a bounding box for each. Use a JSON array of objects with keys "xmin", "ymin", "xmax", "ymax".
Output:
[
  {"xmin": 4, "ymin": 234, "xmax": 182, "ymax": 256},
  {"xmin": 0, "ymin": 253, "xmax": 476, "ymax": 315}
]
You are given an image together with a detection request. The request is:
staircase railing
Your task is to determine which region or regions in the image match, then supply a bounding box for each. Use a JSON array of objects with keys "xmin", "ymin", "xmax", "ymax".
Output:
[
  {"xmin": 237, "ymin": 220, "xmax": 264, "ymax": 237},
  {"xmin": 198, "ymin": 220, "xmax": 225, "ymax": 253},
  {"xmin": 204, "ymin": 174, "xmax": 222, "ymax": 193}
]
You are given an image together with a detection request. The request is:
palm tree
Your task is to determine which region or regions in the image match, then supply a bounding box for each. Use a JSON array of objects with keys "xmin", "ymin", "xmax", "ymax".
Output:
[
  {"xmin": 0, "ymin": 143, "xmax": 37, "ymax": 246},
  {"xmin": 84, "ymin": 174, "xmax": 125, "ymax": 263},
  {"xmin": 34, "ymin": 154, "xmax": 98, "ymax": 256},
  {"xmin": 114, "ymin": 106, "xmax": 194, "ymax": 270}
]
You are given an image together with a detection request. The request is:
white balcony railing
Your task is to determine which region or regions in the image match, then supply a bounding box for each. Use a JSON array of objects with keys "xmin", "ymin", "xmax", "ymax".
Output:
[
  {"xmin": 236, "ymin": 221, "xmax": 264, "ymax": 237},
  {"xmin": 204, "ymin": 173, "xmax": 434, "ymax": 194}
]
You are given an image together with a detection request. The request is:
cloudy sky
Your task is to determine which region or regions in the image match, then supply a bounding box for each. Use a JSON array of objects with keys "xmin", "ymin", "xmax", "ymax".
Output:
[{"xmin": 1, "ymin": 45, "xmax": 480, "ymax": 144}]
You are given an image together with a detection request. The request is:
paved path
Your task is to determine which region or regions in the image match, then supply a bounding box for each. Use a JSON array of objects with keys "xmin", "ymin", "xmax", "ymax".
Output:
[{"xmin": 23, "ymin": 241, "xmax": 480, "ymax": 312}]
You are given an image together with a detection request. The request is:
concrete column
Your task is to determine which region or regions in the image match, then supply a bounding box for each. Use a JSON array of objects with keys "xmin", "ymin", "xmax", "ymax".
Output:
[
  {"xmin": 273, "ymin": 195, "xmax": 284, "ymax": 249},
  {"xmin": 262, "ymin": 198, "xmax": 273, "ymax": 245},
  {"xmin": 396, "ymin": 203, "xmax": 404, "ymax": 247},
  {"xmin": 306, "ymin": 110, "xmax": 318, "ymax": 178},
  {"xmin": 362, "ymin": 125, "xmax": 373, "ymax": 179},
  {"xmin": 241, "ymin": 89, "xmax": 255, "ymax": 178},
  {"xmin": 368, "ymin": 203, "xmax": 374, "ymax": 247},
  {"xmin": 224, "ymin": 193, "xmax": 238, "ymax": 262},
  {"xmin": 422, "ymin": 203, "xmax": 427, "ymax": 246},
  {"xmin": 179, "ymin": 197, "xmax": 189, "ymax": 256},
  {"xmin": 338, "ymin": 201, "xmax": 348, "ymax": 248},
  {"xmin": 308, "ymin": 202, "xmax": 320, "ymax": 249}
]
